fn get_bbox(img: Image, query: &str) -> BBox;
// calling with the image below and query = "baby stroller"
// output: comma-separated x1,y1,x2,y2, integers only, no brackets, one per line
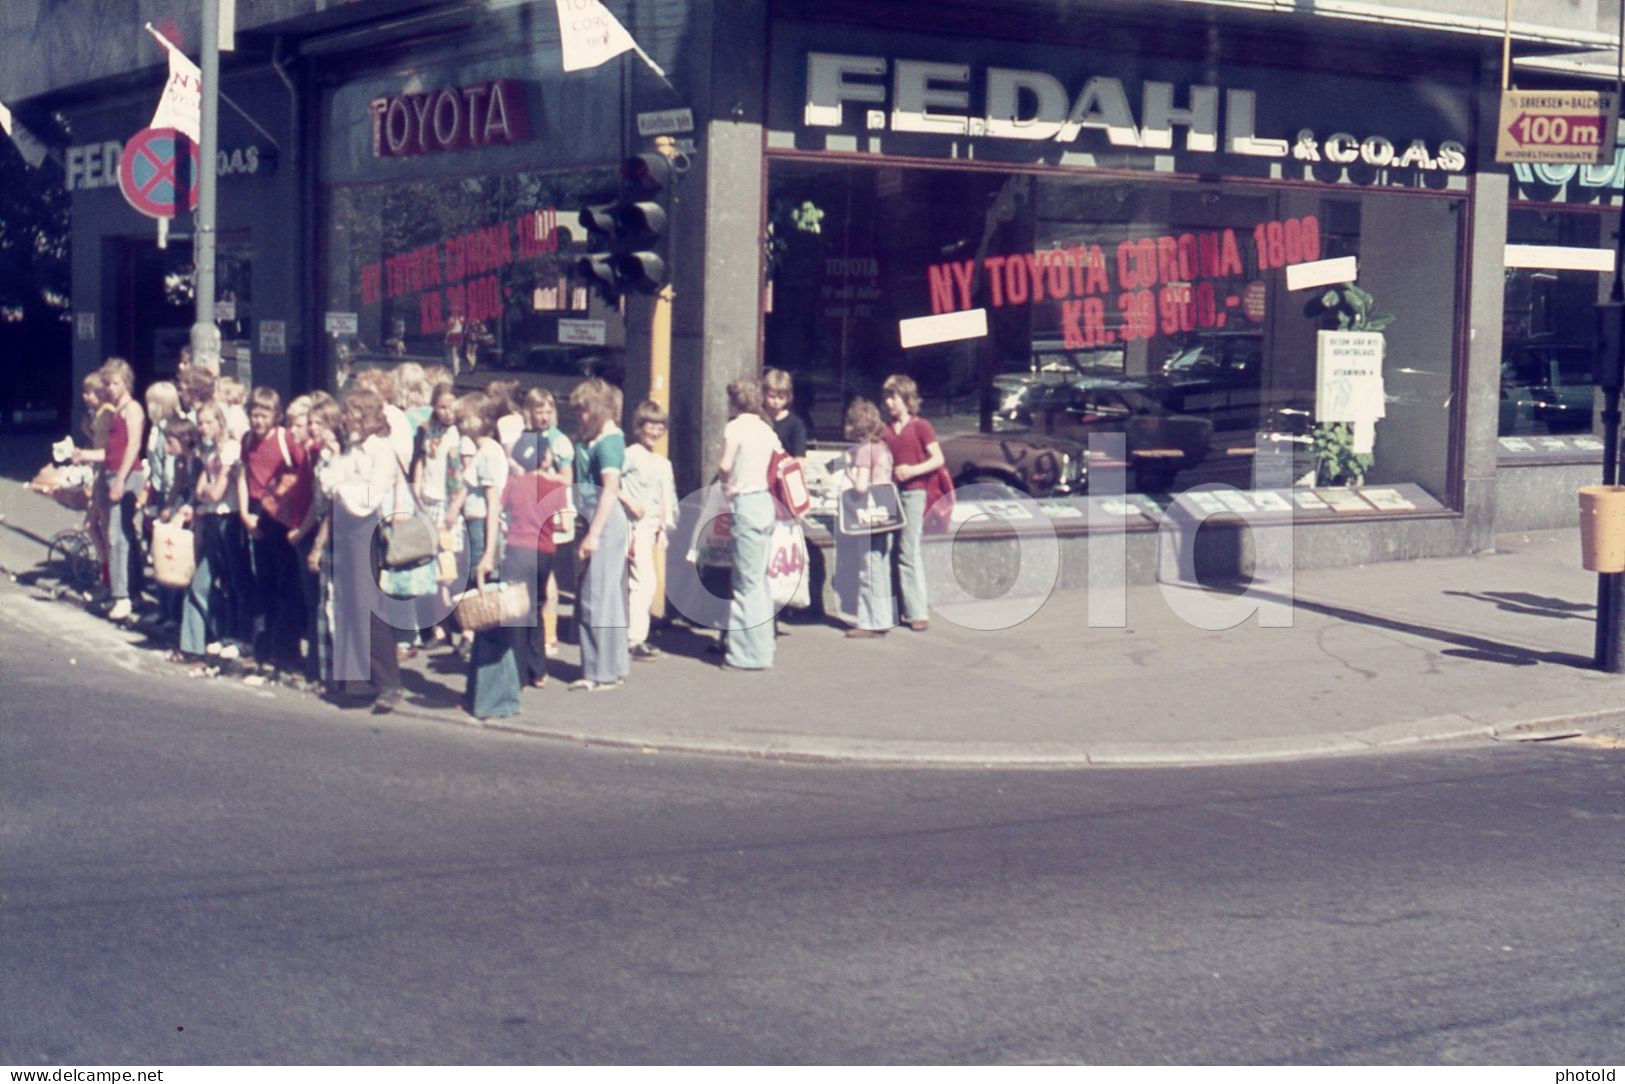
27,452,101,593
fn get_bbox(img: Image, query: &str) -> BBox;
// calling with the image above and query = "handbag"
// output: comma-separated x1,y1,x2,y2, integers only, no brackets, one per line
838,482,905,536
151,518,197,588
379,455,438,570
767,519,812,609
769,450,811,520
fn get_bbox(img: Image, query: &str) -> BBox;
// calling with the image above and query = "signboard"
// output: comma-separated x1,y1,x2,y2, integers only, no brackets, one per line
324,311,360,336
899,307,988,348
1497,89,1619,165
259,320,287,355
1316,330,1386,454
558,318,607,345
769,28,1473,190
117,127,200,218
637,108,694,136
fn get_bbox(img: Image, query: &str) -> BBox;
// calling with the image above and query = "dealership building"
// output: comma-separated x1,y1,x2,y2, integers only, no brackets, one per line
5,0,1624,585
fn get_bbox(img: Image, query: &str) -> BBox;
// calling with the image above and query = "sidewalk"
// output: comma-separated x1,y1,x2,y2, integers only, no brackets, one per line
3,459,1622,766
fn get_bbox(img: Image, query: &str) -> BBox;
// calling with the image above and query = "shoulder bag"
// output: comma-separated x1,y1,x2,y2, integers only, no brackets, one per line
379,451,438,570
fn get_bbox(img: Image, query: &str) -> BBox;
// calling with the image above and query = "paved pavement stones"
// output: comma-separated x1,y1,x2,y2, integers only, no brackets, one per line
4,462,1623,767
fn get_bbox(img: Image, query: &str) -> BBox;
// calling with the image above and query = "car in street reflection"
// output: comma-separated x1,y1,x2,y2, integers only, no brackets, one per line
1500,339,1596,435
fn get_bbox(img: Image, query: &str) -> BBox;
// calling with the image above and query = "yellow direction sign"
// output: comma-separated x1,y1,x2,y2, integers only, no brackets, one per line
1497,89,1619,165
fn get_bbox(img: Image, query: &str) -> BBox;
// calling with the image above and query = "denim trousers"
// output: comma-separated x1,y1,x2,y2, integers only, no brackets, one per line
465,546,553,719
895,488,929,623
857,530,897,631
105,480,144,602
577,505,629,684
724,491,775,670
180,514,248,654
248,509,305,669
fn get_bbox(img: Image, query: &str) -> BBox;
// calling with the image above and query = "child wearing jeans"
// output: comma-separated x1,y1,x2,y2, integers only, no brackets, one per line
619,400,678,660
880,373,950,633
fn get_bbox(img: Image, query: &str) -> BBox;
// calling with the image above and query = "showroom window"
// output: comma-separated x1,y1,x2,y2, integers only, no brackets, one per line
321,167,622,386
1500,206,1618,451
764,157,1466,505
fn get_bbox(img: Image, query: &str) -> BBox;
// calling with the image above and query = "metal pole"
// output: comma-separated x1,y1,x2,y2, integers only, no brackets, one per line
190,0,221,371
650,283,673,457
1596,3,1625,672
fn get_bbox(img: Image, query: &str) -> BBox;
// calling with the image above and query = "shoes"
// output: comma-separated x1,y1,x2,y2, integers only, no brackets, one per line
568,678,624,692
371,693,402,714
907,620,929,632
630,642,663,661
105,598,132,622
719,662,764,673
845,628,883,639
205,641,223,656
217,642,241,661
396,645,418,662
530,676,548,689
705,640,724,656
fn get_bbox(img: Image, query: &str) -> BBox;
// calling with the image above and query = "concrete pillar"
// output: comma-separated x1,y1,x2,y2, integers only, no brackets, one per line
1462,53,1510,551
664,0,767,495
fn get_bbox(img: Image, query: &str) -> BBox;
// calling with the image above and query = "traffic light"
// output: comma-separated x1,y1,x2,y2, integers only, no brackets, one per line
574,152,673,302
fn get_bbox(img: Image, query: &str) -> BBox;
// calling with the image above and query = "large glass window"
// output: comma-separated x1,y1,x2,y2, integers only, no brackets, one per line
765,159,1465,503
322,168,621,389
1500,207,1617,447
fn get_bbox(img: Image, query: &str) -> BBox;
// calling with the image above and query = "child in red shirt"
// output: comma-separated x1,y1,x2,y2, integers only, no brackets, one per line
237,386,310,671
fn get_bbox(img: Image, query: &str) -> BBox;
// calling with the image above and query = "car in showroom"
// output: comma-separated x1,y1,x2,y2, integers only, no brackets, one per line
997,380,1212,492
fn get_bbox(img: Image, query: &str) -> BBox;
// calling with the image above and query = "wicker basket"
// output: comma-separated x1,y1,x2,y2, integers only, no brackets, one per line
453,576,533,634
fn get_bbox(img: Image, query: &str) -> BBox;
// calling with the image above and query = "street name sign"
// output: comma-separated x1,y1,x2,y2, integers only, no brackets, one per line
1496,89,1619,165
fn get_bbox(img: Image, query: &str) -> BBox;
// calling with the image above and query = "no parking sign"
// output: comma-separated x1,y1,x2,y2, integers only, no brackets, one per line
117,126,200,219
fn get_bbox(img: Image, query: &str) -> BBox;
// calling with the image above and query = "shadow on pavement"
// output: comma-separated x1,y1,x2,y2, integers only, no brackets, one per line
1440,589,1595,622
1258,587,1595,670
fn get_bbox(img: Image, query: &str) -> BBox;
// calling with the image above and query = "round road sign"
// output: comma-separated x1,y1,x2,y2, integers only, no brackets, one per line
117,126,201,219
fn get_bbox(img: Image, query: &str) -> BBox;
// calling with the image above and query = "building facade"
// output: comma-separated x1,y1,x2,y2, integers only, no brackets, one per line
4,0,1622,583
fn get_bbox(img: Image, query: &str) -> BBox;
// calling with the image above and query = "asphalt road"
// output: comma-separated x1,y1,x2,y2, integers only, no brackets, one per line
2,616,1622,1065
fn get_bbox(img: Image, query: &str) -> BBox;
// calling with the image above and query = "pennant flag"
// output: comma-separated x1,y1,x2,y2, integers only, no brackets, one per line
144,24,202,143
0,102,50,168
555,0,666,79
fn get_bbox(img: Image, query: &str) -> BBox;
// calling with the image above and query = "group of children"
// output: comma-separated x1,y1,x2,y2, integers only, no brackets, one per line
54,356,948,717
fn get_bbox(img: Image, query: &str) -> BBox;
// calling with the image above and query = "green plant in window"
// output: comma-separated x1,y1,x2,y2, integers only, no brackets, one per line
764,198,824,278
1311,420,1373,486
1307,282,1390,485
1314,282,1394,333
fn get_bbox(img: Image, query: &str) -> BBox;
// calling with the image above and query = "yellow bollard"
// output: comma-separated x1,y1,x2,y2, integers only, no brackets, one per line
1578,485,1625,572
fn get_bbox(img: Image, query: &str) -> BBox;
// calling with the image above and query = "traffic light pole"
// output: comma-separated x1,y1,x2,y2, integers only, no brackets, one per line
1595,232,1625,673
650,284,673,458
190,0,221,371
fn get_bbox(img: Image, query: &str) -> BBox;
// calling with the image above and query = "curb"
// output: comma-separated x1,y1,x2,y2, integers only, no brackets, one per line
420,707,1620,769
5,576,1623,770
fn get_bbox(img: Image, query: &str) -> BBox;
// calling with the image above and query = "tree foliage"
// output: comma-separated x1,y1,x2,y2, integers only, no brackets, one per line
0,109,71,323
